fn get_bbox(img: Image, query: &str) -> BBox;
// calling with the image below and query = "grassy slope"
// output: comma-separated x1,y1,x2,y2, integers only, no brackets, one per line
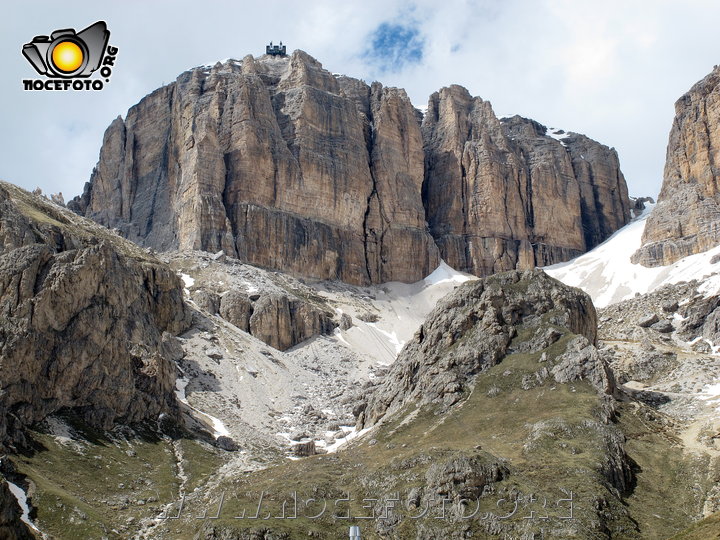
671,512,720,539
13,330,704,538
13,414,227,539
153,331,690,539
618,404,713,539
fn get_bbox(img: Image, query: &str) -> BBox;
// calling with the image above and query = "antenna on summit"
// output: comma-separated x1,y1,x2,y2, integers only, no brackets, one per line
266,41,287,56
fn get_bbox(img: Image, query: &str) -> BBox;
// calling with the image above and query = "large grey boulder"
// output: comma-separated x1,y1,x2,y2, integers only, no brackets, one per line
219,289,254,332
249,293,335,351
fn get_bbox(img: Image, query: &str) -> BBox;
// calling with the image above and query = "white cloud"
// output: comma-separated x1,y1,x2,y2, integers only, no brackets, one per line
1,0,719,200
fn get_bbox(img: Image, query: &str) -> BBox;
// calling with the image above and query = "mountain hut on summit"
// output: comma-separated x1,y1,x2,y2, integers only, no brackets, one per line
266,41,287,56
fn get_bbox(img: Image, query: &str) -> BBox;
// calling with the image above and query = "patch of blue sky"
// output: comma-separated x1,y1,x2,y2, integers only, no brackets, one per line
364,22,425,72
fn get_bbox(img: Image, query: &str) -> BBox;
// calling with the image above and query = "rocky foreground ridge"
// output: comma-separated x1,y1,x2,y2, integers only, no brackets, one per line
69,50,632,284
189,270,640,539
357,268,611,428
2,184,719,538
634,64,720,266
0,180,191,449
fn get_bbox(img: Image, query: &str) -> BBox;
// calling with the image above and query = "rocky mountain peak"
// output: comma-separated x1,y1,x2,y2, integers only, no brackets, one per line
423,90,631,275
69,50,631,284
633,64,720,266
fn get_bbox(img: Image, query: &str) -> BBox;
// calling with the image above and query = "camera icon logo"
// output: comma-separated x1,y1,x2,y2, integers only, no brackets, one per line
22,21,110,78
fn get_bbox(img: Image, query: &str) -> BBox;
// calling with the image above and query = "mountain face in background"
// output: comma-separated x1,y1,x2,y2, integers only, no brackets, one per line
4,50,720,539
633,65,720,267
69,50,631,284
424,87,631,275
69,51,440,285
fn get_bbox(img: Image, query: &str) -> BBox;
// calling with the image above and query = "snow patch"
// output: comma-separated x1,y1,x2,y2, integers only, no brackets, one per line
322,426,371,454
704,339,720,356
545,205,720,308
7,482,40,532
699,272,720,298
332,327,351,347
424,260,474,286
326,260,476,365
203,412,231,438
546,127,570,146
242,280,259,294
180,273,195,288
175,375,231,439
367,324,405,354
700,382,720,401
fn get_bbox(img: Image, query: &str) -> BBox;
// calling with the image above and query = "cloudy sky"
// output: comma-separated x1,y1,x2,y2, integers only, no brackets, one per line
2,0,719,201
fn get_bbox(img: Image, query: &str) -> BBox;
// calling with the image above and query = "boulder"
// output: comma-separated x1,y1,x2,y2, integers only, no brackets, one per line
638,313,659,328
219,290,254,332
215,436,239,451
249,294,335,351
192,289,220,314
291,440,316,457
651,320,674,334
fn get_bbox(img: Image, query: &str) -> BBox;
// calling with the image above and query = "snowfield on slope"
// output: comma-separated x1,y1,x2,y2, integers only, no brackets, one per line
545,205,720,308
320,261,476,365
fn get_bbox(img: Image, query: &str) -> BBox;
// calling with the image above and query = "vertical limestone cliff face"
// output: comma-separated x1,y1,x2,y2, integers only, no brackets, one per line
71,51,439,285
633,66,720,266
71,51,631,284
422,85,632,276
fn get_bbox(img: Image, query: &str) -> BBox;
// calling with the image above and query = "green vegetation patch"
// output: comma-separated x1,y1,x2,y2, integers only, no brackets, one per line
12,412,228,539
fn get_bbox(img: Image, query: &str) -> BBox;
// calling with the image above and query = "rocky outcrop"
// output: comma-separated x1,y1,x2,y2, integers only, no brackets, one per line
551,335,615,394
633,65,720,266
70,52,439,285
357,269,606,427
291,439,316,457
424,453,509,499
193,285,333,351
680,293,720,346
0,181,191,447
192,289,221,314
70,51,631,284
248,293,334,351
422,87,631,276
219,289,254,332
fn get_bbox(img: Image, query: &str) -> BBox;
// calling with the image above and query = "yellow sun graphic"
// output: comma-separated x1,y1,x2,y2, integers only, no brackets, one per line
51,41,83,73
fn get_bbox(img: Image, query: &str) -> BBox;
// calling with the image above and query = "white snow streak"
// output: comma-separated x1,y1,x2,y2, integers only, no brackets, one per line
545,205,720,308
175,376,231,439
7,482,40,532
